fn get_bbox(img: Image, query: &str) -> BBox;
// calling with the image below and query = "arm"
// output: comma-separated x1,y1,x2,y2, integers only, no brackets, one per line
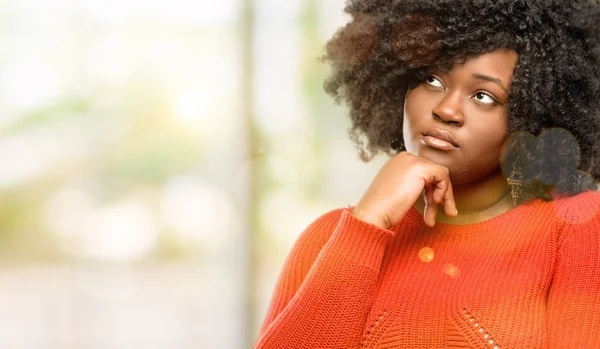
254,208,396,349
547,200,600,348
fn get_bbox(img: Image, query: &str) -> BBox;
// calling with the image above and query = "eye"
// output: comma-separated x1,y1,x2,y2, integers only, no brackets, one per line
425,76,444,88
473,92,497,105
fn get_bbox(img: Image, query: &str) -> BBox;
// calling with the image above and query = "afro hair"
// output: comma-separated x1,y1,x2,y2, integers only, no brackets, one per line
321,0,600,203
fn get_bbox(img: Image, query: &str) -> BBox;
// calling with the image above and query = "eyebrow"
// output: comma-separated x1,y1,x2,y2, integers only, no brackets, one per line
472,73,509,95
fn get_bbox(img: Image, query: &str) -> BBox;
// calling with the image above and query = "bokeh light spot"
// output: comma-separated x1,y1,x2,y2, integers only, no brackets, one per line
418,247,434,263
392,13,441,67
443,263,460,278
326,11,378,65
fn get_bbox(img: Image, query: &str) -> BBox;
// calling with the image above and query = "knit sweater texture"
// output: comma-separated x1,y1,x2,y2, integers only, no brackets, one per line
254,190,600,348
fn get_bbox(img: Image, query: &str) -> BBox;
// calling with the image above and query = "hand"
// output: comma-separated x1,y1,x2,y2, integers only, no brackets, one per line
352,151,458,229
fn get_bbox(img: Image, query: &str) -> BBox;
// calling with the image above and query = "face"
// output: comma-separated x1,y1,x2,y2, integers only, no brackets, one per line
403,49,518,185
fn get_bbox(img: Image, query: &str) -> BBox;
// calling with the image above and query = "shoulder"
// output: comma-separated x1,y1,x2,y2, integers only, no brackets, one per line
549,190,600,250
551,189,600,226
292,207,350,250
308,207,349,228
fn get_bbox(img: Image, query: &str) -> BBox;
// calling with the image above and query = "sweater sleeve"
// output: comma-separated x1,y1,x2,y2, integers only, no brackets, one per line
547,194,600,348
253,207,396,349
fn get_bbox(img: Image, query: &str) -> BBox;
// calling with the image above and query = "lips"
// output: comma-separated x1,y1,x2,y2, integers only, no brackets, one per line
421,128,459,148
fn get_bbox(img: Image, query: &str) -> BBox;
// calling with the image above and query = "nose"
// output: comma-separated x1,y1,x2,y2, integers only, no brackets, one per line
432,93,464,126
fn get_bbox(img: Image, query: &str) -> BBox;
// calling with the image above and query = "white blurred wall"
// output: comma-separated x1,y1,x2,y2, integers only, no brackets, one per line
0,0,387,348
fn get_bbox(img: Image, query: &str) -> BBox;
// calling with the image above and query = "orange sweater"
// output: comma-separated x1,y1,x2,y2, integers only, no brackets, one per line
254,190,600,348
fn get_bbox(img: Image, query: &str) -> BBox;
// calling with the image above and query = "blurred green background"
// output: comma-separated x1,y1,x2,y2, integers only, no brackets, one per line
0,0,387,348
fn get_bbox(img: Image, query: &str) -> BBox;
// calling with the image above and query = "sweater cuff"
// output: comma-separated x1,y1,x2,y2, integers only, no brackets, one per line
326,208,396,270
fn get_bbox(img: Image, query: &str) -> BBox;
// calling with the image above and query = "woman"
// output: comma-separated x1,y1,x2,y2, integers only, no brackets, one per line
254,0,600,348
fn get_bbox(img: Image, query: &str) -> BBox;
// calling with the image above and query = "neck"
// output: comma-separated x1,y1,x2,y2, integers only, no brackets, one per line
413,168,514,225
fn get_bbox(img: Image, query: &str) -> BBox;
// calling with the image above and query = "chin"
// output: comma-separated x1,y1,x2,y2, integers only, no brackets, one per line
416,147,466,174
415,145,459,162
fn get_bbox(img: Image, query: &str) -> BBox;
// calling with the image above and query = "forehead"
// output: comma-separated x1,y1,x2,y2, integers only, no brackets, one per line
448,50,518,85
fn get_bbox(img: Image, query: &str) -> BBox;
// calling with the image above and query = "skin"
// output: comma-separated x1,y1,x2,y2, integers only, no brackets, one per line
403,49,519,225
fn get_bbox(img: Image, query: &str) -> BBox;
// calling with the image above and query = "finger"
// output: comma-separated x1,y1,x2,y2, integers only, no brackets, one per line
441,178,458,216
424,186,437,227
427,166,449,206
433,177,447,204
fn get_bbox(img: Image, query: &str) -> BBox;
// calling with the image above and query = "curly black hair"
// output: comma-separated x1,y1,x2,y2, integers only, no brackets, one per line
321,0,600,204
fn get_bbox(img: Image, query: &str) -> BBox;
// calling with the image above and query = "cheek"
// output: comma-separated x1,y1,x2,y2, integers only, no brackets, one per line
403,89,427,130
463,102,508,138
467,114,509,156
402,91,427,152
